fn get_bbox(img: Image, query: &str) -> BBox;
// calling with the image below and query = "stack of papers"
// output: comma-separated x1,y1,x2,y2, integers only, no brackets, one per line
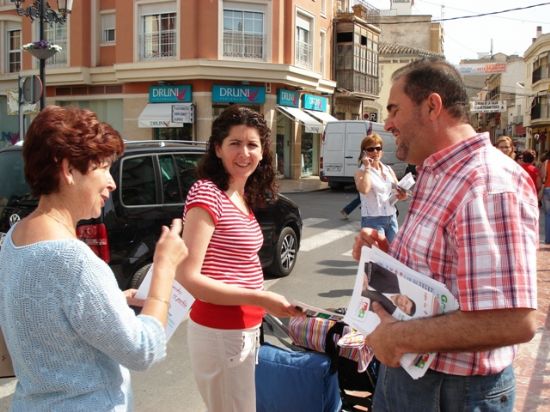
343,246,459,379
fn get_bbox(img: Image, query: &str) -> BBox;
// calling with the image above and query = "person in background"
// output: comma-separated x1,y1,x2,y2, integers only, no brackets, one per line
495,135,515,159
177,105,302,412
0,105,188,411
353,58,538,411
354,133,406,242
340,193,360,219
519,150,542,194
542,151,550,243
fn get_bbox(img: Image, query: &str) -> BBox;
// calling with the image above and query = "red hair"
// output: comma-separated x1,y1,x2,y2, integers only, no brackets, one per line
23,105,124,196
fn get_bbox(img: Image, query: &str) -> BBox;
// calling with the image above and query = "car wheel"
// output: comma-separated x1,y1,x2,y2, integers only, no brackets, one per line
267,226,298,277
130,263,152,289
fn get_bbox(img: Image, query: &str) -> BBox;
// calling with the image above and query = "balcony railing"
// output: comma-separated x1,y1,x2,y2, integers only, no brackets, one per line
295,40,313,69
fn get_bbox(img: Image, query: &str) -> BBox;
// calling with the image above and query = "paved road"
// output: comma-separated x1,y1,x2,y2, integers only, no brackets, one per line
1,188,547,411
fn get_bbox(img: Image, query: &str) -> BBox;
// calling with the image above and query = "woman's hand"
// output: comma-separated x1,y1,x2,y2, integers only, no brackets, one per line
352,228,390,260
395,186,408,201
123,288,145,307
153,219,188,274
260,291,304,318
362,155,373,169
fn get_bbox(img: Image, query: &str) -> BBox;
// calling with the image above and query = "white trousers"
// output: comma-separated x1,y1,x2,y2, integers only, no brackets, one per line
187,319,260,412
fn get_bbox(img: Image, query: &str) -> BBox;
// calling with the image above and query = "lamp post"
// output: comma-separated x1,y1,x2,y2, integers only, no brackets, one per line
11,0,73,110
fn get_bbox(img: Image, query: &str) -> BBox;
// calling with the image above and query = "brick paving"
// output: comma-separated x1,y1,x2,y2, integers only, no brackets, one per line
514,243,550,412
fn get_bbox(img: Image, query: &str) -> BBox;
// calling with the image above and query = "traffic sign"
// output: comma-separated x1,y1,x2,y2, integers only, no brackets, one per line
22,75,42,104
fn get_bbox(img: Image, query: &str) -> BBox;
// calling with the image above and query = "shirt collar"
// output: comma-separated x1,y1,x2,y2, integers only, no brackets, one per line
419,132,490,174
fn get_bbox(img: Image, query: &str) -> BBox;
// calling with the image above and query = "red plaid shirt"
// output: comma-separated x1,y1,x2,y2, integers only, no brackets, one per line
391,132,538,376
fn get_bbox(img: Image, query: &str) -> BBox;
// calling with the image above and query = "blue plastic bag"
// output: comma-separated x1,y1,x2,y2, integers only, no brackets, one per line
255,343,342,412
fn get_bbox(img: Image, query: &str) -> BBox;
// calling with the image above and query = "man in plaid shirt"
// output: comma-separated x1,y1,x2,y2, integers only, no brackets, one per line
353,58,538,411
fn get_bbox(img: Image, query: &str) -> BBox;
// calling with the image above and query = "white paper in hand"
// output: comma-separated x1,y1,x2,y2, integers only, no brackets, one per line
135,265,195,341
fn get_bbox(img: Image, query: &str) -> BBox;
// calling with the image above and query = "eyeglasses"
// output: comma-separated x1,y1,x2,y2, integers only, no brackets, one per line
364,146,383,153
497,146,511,149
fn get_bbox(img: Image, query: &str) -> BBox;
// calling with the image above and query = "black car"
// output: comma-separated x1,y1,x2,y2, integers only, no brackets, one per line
0,140,302,290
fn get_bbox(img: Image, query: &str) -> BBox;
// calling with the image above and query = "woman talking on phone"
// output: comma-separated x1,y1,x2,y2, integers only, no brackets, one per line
354,133,406,242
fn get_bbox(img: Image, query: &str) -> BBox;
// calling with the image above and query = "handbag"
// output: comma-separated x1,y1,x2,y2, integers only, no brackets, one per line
0,327,15,378
288,315,373,373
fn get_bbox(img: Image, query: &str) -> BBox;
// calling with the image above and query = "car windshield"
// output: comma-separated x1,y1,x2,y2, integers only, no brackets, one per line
0,151,37,208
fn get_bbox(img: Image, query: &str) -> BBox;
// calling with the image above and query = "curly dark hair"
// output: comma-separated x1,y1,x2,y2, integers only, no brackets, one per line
392,57,470,122
23,105,124,197
197,105,277,208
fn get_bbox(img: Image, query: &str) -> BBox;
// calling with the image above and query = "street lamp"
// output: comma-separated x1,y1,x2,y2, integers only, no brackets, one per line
11,0,73,110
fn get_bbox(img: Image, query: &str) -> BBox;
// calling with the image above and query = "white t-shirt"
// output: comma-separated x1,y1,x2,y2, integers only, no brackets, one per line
359,163,397,217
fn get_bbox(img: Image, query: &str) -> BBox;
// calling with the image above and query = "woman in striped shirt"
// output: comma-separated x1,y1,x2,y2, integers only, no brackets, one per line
177,105,301,412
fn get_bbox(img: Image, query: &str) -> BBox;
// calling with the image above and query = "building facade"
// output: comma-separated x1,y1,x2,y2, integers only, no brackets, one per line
333,2,381,121
524,27,550,157
0,0,346,179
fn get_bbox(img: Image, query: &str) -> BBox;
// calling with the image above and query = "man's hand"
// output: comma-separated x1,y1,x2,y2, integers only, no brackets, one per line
364,302,404,367
352,228,390,261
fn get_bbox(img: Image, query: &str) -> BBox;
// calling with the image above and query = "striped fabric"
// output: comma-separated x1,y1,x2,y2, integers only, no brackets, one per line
288,316,373,373
184,179,265,329
184,179,264,290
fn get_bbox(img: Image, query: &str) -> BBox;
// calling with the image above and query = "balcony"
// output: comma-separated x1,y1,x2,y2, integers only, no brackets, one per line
532,67,545,84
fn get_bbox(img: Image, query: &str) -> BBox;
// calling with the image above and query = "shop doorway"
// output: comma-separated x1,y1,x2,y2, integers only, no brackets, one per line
276,112,292,178
301,132,319,176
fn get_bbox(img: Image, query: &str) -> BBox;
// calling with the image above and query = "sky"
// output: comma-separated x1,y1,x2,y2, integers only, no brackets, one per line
365,0,550,64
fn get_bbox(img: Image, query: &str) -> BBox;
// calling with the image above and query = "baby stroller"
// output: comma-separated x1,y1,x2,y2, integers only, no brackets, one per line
259,312,379,412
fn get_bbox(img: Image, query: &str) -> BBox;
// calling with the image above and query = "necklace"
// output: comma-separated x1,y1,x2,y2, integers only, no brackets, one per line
37,210,76,237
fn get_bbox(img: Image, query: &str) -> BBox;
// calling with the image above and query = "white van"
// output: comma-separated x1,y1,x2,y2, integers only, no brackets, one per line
320,121,407,190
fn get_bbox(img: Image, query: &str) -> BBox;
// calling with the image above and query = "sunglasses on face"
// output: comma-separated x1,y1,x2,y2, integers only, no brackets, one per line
364,146,383,153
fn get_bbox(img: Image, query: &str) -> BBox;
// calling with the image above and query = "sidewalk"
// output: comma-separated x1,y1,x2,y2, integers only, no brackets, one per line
277,176,329,193
514,243,550,412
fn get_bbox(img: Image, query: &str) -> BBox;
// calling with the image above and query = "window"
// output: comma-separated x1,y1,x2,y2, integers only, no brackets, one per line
295,13,313,69
44,23,67,65
8,29,21,73
101,13,115,43
159,153,201,204
139,3,176,60
223,7,265,59
121,156,156,206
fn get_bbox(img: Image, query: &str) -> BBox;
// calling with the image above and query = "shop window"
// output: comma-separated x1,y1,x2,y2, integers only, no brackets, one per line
154,124,193,141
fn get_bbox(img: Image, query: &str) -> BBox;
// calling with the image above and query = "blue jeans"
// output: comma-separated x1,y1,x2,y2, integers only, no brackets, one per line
543,188,550,243
373,364,515,412
361,214,398,242
342,195,361,215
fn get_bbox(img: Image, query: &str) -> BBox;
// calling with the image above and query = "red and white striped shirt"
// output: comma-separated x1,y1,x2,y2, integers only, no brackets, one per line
391,132,538,376
184,179,265,329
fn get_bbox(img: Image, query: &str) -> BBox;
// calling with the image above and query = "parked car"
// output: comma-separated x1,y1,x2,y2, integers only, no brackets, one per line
0,140,302,290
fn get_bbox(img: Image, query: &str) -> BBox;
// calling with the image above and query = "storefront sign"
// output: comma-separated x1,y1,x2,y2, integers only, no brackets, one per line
470,100,507,113
149,85,192,103
172,104,194,123
212,85,266,104
277,89,299,107
302,94,328,112
457,63,507,76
